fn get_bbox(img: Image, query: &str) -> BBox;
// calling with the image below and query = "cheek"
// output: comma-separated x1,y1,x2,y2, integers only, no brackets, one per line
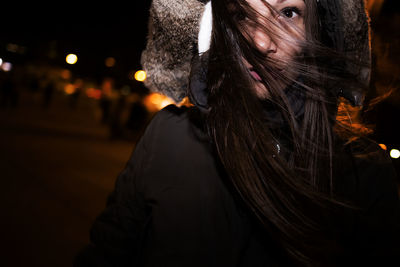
254,82,270,99
275,26,305,60
273,43,299,64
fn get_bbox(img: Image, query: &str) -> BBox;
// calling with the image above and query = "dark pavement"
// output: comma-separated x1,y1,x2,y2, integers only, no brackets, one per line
0,91,137,267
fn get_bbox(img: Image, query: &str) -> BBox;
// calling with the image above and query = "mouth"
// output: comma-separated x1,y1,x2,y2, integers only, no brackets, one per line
249,66,286,82
249,68,262,82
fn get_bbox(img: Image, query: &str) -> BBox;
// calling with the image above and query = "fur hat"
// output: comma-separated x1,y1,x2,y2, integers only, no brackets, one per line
141,0,371,105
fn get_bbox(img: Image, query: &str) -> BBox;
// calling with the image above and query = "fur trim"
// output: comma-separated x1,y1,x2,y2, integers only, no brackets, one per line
340,0,371,83
141,0,208,102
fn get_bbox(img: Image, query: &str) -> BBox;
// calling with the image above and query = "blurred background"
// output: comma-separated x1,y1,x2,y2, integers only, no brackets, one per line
0,0,399,266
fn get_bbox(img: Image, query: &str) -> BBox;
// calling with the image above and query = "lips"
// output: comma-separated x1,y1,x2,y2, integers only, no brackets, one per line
249,67,286,82
250,69,262,82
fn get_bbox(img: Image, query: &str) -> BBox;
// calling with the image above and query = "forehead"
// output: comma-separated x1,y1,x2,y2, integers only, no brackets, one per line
245,0,302,7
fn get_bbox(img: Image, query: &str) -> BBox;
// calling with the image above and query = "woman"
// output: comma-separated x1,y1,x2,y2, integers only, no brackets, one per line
75,0,400,266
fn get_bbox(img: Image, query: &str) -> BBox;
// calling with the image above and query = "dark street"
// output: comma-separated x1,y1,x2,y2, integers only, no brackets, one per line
0,91,136,267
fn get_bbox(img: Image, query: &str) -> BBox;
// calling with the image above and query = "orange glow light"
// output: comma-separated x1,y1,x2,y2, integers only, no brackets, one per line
144,93,174,112
134,70,147,82
379,144,387,151
86,88,102,100
60,69,71,80
105,57,116,67
64,84,76,95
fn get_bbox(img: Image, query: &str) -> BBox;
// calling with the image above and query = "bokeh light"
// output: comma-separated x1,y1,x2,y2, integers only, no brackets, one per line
64,84,76,95
134,70,147,82
86,88,102,100
105,57,116,67
390,149,400,159
1,62,13,72
144,93,174,112
66,54,78,65
379,144,387,150
60,69,72,80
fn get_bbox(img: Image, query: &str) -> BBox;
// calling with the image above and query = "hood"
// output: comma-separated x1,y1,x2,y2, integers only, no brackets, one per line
141,0,371,106
317,0,371,106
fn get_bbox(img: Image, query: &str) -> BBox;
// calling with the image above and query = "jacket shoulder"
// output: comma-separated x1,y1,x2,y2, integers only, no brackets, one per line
340,139,400,264
347,137,390,163
340,137,399,208
138,104,188,144
145,104,208,143
156,104,189,119
147,104,191,131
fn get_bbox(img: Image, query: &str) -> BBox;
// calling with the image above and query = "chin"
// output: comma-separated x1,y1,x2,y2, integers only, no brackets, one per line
254,83,270,99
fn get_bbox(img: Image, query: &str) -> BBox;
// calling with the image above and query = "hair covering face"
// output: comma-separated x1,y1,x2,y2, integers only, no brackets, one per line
141,0,371,105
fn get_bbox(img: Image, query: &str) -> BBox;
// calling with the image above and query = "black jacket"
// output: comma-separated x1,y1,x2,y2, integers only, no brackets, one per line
74,104,400,267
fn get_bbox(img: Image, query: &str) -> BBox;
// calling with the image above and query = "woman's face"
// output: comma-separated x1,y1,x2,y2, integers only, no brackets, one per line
242,0,306,97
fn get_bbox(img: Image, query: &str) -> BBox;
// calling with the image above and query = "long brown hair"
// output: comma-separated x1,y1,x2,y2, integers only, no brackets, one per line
203,0,368,265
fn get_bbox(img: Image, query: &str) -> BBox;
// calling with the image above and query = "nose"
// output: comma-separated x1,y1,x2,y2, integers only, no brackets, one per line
253,28,277,55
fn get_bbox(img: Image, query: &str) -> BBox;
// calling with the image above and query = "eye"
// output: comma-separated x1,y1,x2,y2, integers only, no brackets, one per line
280,7,302,19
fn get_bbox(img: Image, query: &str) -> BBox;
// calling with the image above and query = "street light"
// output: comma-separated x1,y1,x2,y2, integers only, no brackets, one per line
390,149,400,159
134,70,147,82
66,54,78,65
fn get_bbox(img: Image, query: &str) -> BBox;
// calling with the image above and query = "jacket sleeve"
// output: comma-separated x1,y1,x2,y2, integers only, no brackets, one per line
350,143,400,265
74,110,163,267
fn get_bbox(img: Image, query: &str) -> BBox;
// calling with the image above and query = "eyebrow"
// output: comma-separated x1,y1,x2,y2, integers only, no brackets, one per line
276,0,305,4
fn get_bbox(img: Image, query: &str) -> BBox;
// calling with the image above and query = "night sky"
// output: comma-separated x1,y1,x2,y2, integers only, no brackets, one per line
1,1,152,82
